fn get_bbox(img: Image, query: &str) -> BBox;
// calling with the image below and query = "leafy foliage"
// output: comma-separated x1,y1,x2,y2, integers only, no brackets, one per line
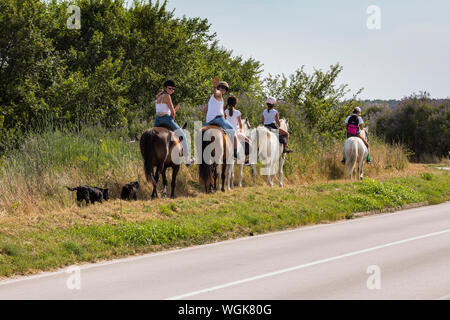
0,0,262,152
373,93,450,161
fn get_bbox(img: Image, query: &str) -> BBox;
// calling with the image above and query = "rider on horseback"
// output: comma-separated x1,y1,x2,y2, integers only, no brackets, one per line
261,97,293,153
203,77,238,158
341,107,372,164
224,95,251,165
154,80,194,166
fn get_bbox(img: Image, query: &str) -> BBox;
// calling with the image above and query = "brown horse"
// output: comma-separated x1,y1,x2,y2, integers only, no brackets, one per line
140,124,186,199
199,126,233,193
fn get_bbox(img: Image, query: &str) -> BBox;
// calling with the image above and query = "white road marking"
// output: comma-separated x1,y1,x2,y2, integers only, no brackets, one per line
437,293,450,300
166,228,450,300
0,205,417,286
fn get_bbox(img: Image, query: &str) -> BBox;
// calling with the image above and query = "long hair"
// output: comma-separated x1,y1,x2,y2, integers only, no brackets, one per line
226,96,238,117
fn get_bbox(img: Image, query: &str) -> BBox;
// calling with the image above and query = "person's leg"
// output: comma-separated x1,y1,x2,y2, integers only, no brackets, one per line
159,116,192,164
358,134,371,163
278,128,293,153
211,117,237,157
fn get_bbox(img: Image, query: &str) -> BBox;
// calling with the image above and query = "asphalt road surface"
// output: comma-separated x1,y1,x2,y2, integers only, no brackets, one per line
1,202,449,300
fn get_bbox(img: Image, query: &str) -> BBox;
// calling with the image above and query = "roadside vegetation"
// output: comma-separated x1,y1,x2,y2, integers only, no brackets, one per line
0,171,448,277
1,0,449,278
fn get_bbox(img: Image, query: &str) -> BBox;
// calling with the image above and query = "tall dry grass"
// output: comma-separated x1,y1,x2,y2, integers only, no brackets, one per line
0,126,410,216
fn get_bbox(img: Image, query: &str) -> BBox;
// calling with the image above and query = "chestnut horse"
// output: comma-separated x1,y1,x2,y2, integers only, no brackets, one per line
199,126,233,193
140,124,187,199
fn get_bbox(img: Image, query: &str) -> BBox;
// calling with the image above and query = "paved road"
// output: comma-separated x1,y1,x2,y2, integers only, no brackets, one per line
1,202,449,300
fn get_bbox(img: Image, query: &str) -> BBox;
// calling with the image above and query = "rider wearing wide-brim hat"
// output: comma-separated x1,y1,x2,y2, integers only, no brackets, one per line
341,107,372,164
261,97,293,153
154,80,194,166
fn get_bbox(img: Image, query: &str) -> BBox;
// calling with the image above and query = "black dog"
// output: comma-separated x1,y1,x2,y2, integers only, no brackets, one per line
67,186,109,205
121,182,139,201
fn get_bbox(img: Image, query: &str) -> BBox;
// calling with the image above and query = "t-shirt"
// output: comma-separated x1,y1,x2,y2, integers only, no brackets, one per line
206,95,224,123
263,109,278,125
224,109,241,130
345,115,364,125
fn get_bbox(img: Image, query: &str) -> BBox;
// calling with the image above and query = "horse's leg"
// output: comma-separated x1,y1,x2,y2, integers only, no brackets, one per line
251,164,257,186
359,152,366,180
279,154,285,187
227,162,234,191
152,163,163,199
239,163,244,187
221,164,226,192
170,165,180,198
161,168,168,198
267,173,273,187
213,165,218,191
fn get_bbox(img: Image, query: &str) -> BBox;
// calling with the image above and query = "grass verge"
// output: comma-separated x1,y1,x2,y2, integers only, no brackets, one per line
0,170,448,278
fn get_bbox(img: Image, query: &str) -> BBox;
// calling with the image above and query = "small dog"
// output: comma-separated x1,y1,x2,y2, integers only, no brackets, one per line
121,182,139,201
67,186,109,205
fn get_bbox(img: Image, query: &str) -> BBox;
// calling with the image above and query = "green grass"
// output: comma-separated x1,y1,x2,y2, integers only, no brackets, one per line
0,171,448,278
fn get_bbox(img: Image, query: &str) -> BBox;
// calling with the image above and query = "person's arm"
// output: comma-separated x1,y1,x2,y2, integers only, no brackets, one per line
212,77,221,99
164,95,176,119
202,104,208,118
238,115,243,130
275,113,281,127
261,115,265,125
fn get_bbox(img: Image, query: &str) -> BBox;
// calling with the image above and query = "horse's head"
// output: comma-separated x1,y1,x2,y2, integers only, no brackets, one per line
279,118,289,132
361,128,368,140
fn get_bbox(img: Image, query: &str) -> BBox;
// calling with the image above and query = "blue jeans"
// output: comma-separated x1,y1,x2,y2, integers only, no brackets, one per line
154,115,190,159
204,116,235,145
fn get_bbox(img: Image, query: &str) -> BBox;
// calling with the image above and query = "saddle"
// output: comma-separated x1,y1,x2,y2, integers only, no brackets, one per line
155,124,184,142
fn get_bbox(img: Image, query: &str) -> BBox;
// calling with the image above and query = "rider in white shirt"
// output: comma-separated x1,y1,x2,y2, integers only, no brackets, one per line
224,96,250,164
261,97,292,153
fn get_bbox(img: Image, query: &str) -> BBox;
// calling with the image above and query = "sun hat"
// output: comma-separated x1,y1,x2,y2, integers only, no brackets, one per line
266,96,277,105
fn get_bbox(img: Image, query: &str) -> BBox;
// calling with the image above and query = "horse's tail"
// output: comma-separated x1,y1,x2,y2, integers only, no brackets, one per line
140,130,156,185
346,139,358,178
199,129,212,187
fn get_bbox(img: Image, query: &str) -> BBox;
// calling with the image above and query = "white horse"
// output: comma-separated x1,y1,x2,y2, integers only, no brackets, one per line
250,119,288,187
343,129,369,180
229,118,254,188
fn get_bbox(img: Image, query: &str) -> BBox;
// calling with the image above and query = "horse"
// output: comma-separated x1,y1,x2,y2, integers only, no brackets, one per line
228,118,255,188
140,124,187,199
247,119,289,187
343,129,369,180
199,125,233,193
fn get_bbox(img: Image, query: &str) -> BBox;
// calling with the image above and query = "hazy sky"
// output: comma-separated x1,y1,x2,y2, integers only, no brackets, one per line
157,0,450,100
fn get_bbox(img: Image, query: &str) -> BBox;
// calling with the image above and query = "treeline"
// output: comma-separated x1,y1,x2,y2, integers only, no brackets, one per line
0,0,262,150
367,93,450,161
3,0,446,163
0,0,364,155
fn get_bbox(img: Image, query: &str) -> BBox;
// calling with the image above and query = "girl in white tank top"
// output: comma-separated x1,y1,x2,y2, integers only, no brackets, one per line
206,95,224,123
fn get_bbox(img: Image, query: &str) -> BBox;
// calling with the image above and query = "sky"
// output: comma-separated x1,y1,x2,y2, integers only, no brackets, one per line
158,0,450,100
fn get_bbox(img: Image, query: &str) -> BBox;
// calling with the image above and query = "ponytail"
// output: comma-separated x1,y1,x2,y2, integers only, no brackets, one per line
226,96,238,117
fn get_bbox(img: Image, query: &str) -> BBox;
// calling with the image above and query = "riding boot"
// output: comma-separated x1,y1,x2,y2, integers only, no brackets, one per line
282,145,293,153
